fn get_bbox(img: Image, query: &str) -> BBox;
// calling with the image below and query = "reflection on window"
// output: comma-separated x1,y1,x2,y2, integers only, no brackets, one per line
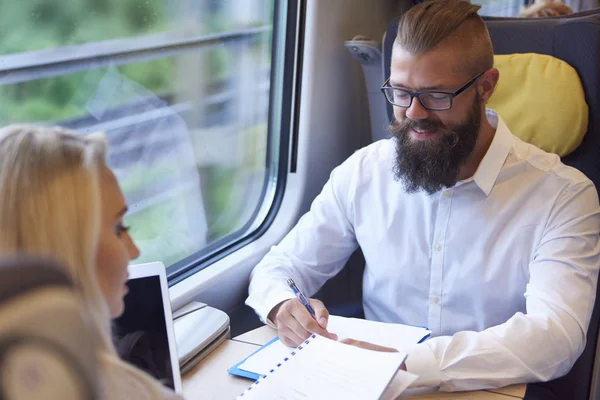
476,0,524,16
0,0,276,269
0,0,268,55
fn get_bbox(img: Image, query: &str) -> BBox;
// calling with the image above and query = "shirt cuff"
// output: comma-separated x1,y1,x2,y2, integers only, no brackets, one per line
404,342,442,388
254,292,296,325
265,317,277,329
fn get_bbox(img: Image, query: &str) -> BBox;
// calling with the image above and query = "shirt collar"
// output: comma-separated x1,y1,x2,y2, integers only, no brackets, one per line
466,109,513,196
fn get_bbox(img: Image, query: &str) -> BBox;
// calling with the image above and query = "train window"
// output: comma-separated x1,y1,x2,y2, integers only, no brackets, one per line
0,0,291,279
476,0,525,16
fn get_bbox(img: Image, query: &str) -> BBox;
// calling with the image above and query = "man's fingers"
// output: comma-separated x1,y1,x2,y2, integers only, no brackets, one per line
294,309,338,341
293,305,328,335
304,298,337,340
279,332,303,347
309,298,329,329
273,298,337,344
280,311,312,342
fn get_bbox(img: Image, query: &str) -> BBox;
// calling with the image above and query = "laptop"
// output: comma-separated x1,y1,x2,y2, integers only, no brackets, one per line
113,262,183,394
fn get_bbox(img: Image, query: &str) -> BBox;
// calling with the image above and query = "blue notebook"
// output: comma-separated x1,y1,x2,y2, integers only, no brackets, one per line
228,337,281,380
228,316,431,380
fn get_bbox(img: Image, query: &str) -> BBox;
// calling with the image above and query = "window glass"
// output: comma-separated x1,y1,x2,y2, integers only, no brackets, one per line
0,0,279,269
0,0,268,54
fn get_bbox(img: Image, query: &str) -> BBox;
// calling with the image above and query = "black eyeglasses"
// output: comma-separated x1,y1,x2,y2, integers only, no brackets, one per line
381,71,485,111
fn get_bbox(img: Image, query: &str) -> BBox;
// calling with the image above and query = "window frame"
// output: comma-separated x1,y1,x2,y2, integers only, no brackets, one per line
0,28,271,86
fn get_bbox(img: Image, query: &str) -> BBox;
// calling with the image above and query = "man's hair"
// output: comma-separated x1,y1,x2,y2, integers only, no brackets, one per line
395,0,494,74
520,1,573,18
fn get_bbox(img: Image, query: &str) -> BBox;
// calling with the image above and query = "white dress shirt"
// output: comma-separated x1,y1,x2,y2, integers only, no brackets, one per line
246,110,600,391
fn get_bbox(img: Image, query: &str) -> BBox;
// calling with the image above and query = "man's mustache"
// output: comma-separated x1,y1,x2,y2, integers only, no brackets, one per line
392,118,445,132
390,118,459,147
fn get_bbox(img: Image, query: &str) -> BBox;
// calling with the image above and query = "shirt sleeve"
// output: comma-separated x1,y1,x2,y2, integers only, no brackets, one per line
404,180,600,391
245,152,362,323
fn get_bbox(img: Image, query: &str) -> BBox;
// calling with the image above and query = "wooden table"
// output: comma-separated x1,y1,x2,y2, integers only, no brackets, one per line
183,325,527,399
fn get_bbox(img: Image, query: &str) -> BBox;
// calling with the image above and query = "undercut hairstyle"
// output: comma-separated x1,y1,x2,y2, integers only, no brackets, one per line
395,0,494,75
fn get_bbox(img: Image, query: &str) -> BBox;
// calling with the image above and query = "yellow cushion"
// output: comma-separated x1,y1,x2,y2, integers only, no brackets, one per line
487,53,588,157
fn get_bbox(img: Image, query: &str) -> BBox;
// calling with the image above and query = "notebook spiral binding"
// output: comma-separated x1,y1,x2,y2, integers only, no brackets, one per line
238,333,317,397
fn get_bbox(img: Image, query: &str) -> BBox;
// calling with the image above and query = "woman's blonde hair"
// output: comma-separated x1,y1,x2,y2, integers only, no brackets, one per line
0,124,180,399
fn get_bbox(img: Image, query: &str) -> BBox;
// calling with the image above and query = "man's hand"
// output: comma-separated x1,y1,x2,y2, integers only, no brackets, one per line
339,338,399,353
340,339,407,371
268,298,338,346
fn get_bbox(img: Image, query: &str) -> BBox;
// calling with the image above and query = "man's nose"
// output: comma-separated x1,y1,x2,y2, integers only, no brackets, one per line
405,96,429,120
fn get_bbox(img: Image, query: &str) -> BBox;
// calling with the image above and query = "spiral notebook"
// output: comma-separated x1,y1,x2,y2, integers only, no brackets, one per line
236,334,415,400
230,316,430,380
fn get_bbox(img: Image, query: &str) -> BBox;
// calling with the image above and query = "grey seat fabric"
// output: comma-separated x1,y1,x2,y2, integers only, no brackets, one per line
379,8,600,400
0,256,99,400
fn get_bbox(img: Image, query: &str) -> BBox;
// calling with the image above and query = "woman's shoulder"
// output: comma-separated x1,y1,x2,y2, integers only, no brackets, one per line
100,356,184,400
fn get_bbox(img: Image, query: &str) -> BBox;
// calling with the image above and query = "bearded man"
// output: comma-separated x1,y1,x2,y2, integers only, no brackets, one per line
246,0,600,391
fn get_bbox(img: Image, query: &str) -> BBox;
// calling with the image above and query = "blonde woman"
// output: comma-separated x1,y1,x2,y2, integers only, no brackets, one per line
0,124,183,400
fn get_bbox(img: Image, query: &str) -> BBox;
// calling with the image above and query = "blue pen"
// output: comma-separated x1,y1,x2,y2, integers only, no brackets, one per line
287,278,316,318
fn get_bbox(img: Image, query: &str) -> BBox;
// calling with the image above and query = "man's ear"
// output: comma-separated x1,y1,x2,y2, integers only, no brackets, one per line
479,68,499,104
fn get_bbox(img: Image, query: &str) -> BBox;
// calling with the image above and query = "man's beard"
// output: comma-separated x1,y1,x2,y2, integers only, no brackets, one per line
390,96,482,195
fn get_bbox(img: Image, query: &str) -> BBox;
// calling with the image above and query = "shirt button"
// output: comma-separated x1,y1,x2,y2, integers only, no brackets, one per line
431,297,440,304
443,191,451,198
433,244,442,251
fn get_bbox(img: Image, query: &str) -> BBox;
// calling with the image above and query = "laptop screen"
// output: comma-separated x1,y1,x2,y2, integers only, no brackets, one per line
113,276,176,390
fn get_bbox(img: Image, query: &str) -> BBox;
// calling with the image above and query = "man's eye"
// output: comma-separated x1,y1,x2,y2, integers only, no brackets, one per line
427,92,449,100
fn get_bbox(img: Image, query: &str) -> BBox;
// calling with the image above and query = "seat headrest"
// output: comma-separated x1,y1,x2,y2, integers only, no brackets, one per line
0,256,99,400
0,257,73,302
487,52,588,157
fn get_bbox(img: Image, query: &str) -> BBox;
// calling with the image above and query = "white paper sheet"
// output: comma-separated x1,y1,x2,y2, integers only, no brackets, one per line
237,315,430,376
327,316,431,350
236,334,408,400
